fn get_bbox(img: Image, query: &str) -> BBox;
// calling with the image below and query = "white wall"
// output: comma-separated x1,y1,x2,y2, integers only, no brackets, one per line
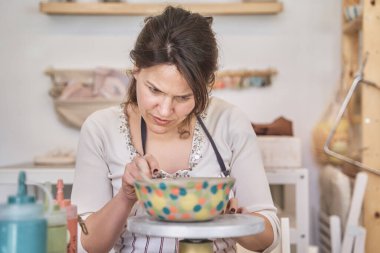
0,0,341,245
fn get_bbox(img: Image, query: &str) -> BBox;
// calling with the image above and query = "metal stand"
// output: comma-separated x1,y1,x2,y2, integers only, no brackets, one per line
128,214,264,253
179,240,213,253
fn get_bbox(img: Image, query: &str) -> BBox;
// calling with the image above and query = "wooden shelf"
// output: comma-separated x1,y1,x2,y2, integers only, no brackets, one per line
39,2,283,16
216,68,277,77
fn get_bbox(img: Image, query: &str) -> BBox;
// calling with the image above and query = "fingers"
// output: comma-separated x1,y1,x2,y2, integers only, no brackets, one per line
223,198,248,214
124,162,139,185
121,163,139,201
224,198,238,214
143,154,160,175
135,154,160,178
135,156,151,175
120,154,159,202
124,154,160,182
236,207,248,214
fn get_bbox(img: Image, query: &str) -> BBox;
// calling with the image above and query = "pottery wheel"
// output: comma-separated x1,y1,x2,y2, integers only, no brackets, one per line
127,214,264,239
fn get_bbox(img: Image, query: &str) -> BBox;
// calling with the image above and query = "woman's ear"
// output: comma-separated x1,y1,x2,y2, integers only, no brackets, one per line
131,67,140,78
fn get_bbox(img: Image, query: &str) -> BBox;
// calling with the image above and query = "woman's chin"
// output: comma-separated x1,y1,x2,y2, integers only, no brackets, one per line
149,125,172,135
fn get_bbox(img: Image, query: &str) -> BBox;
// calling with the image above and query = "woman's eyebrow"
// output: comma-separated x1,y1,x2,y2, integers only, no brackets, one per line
146,81,160,89
146,81,193,97
176,93,193,98
146,81,164,93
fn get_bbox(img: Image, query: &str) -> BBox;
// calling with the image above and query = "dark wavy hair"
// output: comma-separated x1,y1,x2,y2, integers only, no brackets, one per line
125,6,218,121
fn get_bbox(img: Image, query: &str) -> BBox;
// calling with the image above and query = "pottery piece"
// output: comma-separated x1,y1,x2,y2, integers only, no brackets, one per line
134,177,235,222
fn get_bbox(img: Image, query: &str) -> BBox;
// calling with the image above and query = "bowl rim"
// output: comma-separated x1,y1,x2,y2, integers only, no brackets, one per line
134,176,235,187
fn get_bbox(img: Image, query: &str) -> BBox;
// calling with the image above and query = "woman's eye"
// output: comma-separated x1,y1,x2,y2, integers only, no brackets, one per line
149,86,160,94
176,96,191,102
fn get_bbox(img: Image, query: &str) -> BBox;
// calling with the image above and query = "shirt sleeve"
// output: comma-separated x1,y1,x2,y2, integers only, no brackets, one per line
71,113,113,216
227,106,280,252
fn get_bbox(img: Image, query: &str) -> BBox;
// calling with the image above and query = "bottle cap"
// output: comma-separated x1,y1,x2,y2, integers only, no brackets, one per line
56,179,65,208
54,179,78,219
8,171,35,204
0,171,44,220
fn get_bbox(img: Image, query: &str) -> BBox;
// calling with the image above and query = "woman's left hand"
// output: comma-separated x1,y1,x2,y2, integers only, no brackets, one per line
224,198,248,214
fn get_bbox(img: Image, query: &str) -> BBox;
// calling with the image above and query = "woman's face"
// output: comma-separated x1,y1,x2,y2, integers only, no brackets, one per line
134,64,195,135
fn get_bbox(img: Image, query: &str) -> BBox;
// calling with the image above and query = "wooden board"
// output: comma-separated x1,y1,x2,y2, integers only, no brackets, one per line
341,0,361,160
39,2,283,16
361,1,380,253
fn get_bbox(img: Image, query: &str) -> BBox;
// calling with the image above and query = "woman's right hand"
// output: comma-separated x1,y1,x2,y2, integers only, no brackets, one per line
120,154,159,201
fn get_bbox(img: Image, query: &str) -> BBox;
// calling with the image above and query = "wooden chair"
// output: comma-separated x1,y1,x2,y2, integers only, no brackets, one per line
320,171,367,253
280,217,291,253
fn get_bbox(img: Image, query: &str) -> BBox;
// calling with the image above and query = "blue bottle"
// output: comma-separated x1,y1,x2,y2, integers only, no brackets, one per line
0,171,47,253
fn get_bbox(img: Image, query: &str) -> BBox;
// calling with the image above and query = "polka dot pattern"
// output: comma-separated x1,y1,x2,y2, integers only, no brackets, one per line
134,177,235,222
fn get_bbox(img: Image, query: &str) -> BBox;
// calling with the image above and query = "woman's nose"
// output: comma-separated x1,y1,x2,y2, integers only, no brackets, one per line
158,97,173,116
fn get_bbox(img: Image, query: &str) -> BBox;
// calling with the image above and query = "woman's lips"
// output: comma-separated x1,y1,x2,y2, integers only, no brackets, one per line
152,116,171,126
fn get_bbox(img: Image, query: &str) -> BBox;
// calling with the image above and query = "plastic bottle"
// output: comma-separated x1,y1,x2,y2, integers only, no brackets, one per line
0,171,47,253
56,179,78,253
46,204,67,253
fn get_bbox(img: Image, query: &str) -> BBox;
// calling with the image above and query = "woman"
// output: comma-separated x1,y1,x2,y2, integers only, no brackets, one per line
71,6,279,253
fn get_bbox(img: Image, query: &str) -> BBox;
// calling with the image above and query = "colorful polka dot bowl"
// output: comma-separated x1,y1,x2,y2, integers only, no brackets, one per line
134,177,235,222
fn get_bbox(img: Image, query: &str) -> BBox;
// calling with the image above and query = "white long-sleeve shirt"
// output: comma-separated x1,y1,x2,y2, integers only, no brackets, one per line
71,97,279,253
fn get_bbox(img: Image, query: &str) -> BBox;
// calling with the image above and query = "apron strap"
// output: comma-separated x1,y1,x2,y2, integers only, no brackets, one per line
140,116,230,177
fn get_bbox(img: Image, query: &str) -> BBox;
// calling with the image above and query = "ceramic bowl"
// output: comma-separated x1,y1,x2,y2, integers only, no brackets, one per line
134,177,235,222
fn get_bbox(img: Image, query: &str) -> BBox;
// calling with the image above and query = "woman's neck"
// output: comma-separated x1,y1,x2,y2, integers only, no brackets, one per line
125,104,195,171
